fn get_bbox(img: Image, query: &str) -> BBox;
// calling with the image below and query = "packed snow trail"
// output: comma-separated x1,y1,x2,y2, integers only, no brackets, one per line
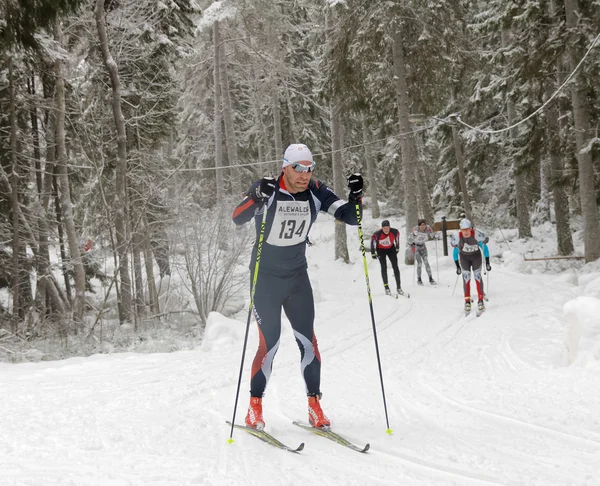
1,217,599,485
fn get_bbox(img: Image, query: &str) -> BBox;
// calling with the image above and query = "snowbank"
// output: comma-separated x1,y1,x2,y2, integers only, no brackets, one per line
200,311,244,352
563,295,600,365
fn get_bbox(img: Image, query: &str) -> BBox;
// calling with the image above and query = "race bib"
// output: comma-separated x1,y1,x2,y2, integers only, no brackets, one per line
267,200,311,247
413,232,428,244
462,243,480,253
379,236,391,247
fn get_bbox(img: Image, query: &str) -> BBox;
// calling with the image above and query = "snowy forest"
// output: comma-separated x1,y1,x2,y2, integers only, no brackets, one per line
1,0,599,360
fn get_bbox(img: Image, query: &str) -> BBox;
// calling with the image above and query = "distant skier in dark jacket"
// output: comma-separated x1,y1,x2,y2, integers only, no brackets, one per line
408,219,436,285
450,219,491,314
370,220,403,296
232,143,363,431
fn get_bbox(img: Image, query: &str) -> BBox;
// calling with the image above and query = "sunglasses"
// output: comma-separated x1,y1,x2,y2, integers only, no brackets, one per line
290,162,316,173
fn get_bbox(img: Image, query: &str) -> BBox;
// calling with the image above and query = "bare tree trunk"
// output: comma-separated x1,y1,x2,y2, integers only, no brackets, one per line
95,0,133,323
269,28,283,175
285,87,298,142
451,123,472,220
546,87,574,255
417,160,434,223
132,232,144,330
547,0,574,255
272,92,283,172
219,33,240,194
129,190,145,330
35,90,57,316
564,0,600,261
53,171,72,303
391,21,418,263
362,113,380,219
414,137,433,223
27,75,43,196
8,55,21,329
143,217,159,315
213,21,225,200
250,63,268,172
503,29,532,238
326,10,350,263
55,19,87,329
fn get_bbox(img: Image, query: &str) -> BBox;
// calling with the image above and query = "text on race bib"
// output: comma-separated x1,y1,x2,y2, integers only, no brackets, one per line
267,200,311,247
462,243,480,253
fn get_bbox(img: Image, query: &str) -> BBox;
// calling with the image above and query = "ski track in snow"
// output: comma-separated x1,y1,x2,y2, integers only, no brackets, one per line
1,217,600,485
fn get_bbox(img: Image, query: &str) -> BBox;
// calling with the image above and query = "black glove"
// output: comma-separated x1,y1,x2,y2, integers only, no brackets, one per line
455,261,462,275
251,176,276,202
372,253,378,260
347,173,363,201
485,257,491,272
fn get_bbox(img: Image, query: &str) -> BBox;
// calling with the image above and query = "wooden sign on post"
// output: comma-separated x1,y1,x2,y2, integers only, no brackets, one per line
433,217,462,256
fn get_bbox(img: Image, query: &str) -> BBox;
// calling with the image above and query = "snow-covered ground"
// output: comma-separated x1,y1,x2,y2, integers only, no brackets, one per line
2,212,600,485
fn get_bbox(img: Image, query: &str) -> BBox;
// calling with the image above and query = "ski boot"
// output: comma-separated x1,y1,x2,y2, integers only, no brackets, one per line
245,397,265,430
464,299,472,315
384,284,391,296
429,277,436,285
417,278,424,286
308,395,330,429
477,299,485,316
397,288,404,296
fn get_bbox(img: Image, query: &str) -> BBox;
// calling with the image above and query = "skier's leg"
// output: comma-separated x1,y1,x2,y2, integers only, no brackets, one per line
472,252,484,301
388,250,401,289
379,251,389,287
421,247,433,279
459,255,471,302
250,272,287,397
415,249,423,280
283,270,320,396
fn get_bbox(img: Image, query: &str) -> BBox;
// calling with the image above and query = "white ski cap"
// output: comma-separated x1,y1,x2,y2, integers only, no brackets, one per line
460,218,472,229
283,143,314,168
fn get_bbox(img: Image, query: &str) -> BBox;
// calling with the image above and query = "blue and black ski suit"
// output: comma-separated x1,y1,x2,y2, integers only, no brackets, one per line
232,175,360,398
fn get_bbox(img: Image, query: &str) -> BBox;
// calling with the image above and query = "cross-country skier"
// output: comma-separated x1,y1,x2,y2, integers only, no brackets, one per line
232,143,363,431
408,218,436,285
370,220,403,296
450,218,491,314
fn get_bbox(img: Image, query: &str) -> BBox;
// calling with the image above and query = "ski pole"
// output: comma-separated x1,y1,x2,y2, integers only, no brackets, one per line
229,203,269,443
452,273,459,296
434,236,439,283
355,201,392,435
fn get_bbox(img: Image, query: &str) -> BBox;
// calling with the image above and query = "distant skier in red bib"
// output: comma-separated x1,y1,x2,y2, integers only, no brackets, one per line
370,220,403,296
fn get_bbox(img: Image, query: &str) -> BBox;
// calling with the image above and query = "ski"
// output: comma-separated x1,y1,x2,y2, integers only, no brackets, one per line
292,421,370,453
397,291,410,299
476,307,485,317
226,421,304,453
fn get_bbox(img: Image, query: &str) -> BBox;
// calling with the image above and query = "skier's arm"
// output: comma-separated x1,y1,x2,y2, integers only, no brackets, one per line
370,232,379,255
453,246,461,274
393,229,400,252
232,181,261,225
232,177,276,225
311,179,359,226
478,241,490,258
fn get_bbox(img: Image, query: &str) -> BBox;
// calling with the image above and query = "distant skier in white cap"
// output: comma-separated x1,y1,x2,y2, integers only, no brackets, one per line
450,218,490,315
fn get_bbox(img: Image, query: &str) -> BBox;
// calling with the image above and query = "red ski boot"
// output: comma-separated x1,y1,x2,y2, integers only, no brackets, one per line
245,397,265,430
308,395,331,429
